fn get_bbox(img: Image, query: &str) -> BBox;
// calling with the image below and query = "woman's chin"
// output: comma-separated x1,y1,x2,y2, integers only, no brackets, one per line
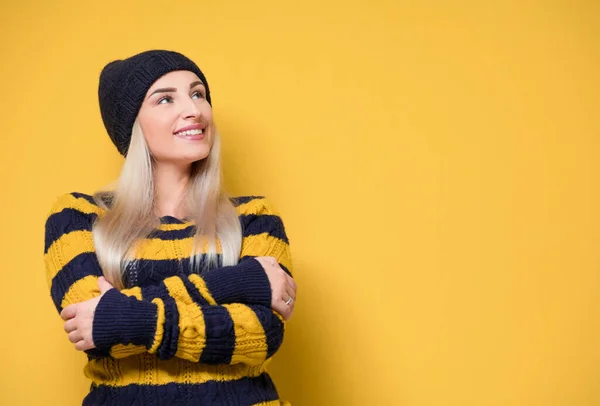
183,149,211,164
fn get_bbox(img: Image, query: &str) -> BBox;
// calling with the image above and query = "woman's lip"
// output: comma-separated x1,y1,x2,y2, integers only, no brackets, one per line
175,132,205,140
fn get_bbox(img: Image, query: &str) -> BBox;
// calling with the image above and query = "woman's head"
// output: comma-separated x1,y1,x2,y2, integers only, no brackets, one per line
98,49,212,159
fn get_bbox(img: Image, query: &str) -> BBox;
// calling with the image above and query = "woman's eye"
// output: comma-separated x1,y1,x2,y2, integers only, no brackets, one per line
158,96,173,104
192,91,204,100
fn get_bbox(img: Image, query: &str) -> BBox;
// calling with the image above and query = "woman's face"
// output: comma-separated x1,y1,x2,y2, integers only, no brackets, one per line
137,70,213,164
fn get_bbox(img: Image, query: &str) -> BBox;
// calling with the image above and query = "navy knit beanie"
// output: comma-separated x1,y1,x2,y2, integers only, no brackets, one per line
98,49,212,157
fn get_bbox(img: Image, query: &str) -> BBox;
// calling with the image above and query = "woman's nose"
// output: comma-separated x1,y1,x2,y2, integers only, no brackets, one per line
181,98,201,119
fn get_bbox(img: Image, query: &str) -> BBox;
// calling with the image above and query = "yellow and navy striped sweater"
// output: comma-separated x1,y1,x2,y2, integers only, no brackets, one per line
43,192,294,405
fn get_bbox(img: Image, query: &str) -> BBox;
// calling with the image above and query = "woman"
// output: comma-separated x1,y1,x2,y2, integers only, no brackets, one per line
43,49,297,405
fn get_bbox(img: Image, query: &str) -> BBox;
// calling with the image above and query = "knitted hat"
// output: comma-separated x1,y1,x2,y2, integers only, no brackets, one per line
98,50,212,157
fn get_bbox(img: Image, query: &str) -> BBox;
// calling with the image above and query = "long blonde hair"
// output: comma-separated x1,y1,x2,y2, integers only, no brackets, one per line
91,118,242,289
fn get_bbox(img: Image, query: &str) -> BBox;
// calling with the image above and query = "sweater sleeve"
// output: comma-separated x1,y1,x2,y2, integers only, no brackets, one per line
92,281,288,365
44,192,293,364
90,196,293,364
44,193,273,316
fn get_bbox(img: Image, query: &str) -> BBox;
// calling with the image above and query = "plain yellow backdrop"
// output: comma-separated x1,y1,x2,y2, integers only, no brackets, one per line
1,1,599,405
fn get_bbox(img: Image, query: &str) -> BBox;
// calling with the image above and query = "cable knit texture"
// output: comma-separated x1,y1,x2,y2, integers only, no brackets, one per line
43,192,293,405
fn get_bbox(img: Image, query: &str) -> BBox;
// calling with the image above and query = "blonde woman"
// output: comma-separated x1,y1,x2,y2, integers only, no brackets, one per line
43,50,296,405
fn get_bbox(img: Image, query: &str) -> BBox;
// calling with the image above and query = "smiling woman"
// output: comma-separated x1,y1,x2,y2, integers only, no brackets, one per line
43,50,297,406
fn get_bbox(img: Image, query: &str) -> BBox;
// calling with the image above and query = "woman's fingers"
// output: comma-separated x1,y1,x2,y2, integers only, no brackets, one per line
278,302,292,321
278,284,296,322
272,291,294,321
63,319,77,333
286,274,297,292
75,339,92,351
285,284,296,303
255,256,297,320
68,330,82,344
60,304,77,321
266,257,296,291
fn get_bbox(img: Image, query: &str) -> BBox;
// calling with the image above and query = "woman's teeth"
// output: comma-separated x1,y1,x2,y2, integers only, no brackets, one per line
176,129,203,136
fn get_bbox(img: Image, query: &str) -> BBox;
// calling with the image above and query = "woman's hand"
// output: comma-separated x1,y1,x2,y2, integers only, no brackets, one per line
254,256,297,321
60,276,114,351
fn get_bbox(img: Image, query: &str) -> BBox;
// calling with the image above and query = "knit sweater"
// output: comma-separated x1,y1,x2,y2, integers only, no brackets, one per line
43,192,294,406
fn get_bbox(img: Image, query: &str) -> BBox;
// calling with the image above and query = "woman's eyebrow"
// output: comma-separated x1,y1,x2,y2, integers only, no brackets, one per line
147,81,205,99
189,80,204,89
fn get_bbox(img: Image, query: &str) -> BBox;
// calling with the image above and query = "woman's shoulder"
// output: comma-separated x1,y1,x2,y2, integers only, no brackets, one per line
232,195,290,247
230,195,283,218
46,191,108,222
44,192,106,254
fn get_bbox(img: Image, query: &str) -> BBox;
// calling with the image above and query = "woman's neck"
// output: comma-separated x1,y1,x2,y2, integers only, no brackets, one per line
153,162,191,219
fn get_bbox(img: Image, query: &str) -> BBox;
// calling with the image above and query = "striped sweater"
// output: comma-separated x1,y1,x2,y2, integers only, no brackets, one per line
43,192,294,405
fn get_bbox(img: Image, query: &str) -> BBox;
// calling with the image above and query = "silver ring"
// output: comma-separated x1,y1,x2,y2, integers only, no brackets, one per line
284,297,294,306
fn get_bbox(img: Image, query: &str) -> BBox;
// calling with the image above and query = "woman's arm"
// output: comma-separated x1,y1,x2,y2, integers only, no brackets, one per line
44,193,289,313
44,192,294,363
91,280,288,365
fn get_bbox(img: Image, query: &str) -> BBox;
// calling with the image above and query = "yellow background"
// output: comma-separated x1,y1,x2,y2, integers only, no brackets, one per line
1,1,599,405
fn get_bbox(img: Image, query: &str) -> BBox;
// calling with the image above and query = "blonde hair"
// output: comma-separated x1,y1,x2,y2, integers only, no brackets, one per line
91,118,242,289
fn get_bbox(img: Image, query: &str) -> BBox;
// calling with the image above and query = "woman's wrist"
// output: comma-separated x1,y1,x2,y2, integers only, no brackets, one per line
92,288,158,351
202,257,272,306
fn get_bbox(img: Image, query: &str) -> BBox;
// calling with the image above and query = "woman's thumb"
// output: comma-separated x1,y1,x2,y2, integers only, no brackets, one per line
98,276,114,293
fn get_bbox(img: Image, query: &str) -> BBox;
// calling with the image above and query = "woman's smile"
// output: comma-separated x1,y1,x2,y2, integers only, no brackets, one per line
174,128,205,140
174,122,206,140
